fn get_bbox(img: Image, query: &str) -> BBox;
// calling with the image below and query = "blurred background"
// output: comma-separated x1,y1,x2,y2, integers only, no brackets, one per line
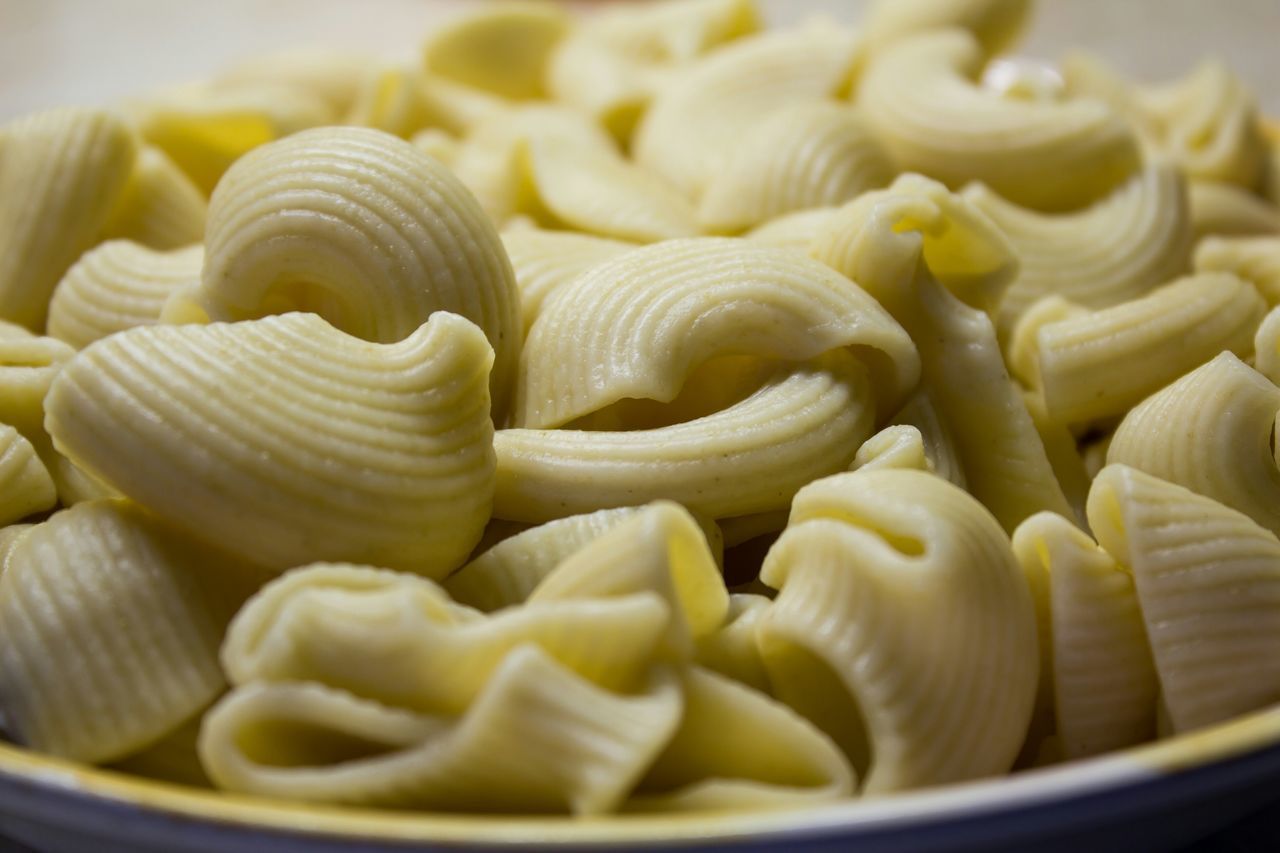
1,0,1277,122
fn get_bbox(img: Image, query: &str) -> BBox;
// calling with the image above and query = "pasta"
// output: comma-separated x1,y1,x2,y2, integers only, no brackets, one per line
0,107,137,330
171,126,520,412
4,0,1280,824
857,30,1140,212
48,241,203,349
44,312,497,577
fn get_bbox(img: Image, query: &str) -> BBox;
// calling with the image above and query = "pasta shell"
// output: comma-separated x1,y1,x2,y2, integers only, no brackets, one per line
850,424,931,475
45,312,496,578
215,49,378,117
1089,465,1280,733
858,30,1139,211
745,206,841,251
1188,180,1280,239
501,227,634,335
0,425,56,526
422,3,570,101
693,594,771,693
48,241,203,349
1196,235,1280,305
0,107,137,330
863,0,1031,57
97,145,207,251
757,468,1038,793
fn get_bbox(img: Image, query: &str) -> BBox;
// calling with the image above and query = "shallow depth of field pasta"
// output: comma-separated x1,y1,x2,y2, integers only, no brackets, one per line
0,0,1279,818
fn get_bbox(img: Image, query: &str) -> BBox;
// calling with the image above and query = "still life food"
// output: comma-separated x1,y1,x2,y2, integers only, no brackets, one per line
0,0,1279,824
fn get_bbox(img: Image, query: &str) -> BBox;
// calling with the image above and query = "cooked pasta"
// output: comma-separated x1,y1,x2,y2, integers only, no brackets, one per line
1188,180,1280,239
422,3,569,101
97,145,207,250
500,228,634,334
1196,236,1280,304
863,0,1031,57
45,312,496,577
0,426,56,527
48,241,203,349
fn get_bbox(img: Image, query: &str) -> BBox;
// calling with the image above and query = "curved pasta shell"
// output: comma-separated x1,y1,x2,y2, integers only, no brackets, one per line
1255,306,1280,384
0,107,137,330
851,424,931,475
693,594,771,693
628,666,852,811
887,388,966,489
49,241,203,349
1015,274,1265,425
496,352,875,524
447,507,642,611
0,499,254,763
529,501,730,655
342,65,438,139
963,162,1192,333
1022,391,1091,527
516,237,919,429
546,0,760,141
634,26,861,200
0,524,33,577
757,468,1038,793
1188,180,1280,239
129,82,333,195
0,425,56,526
858,30,1139,212
181,126,519,412
98,145,207,251
698,103,894,233
422,3,569,101
1197,236,1280,305
1107,352,1280,539
45,312,496,578
745,206,841,251
812,174,1072,531
200,646,683,814
1088,465,1280,733
1011,512,1156,760
222,563,670,712
863,0,1031,57
500,228,634,335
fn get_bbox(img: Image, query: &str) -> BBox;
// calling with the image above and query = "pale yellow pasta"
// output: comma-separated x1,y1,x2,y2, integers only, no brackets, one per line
547,0,760,141
170,126,519,412
1022,392,1090,525
744,207,841,251
887,388,967,489
0,499,256,764
757,468,1038,793
692,594,771,693
344,66,439,139
627,666,852,811
201,647,683,814
446,507,644,611
410,127,460,166
962,162,1192,335
812,174,1073,532
500,228,634,334
863,0,1031,57
45,312,496,578
98,145,207,250
48,241,203,349
858,30,1139,212
1107,353,1280,539
0,524,33,576
129,82,333,195
1188,180,1280,239
1089,465,1280,733
216,50,377,116
634,26,860,200
495,352,875,523
1011,512,1156,760
850,424,931,475
0,107,137,330
0,425,56,527
1196,236,1280,305
1012,273,1265,425
515,237,919,429
1255,306,1280,384
422,3,569,101
698,103,894,233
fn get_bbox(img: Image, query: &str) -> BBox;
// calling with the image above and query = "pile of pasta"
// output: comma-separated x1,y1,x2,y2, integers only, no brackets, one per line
0,0,1279,818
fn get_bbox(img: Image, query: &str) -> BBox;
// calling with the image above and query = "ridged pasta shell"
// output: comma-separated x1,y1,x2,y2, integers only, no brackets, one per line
175,126,519,413
698,103,894,233
1188,180,1280,239
1012,512,1157,760
1197,236,1280,305
501,228,634,335
1089,466,1280,733
200,646,683,814
850,424,931,475
1107,352,1280,539
0,425,56,526
887,388,966,489
45,312,496,578
963,162,1192,334
516,237,919,429
0,107,137,330
496,352,875,523
745,207,841,251
858,30,1139,211
1255,305,1280,384
422,3,570,101
49,240,202,349
0,499,256,763
757,468,1038,793
693,594,771,692
98,145,207,251
634,26,861,200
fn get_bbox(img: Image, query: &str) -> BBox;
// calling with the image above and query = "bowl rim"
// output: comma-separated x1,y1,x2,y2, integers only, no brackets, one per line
0,702,1279,848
